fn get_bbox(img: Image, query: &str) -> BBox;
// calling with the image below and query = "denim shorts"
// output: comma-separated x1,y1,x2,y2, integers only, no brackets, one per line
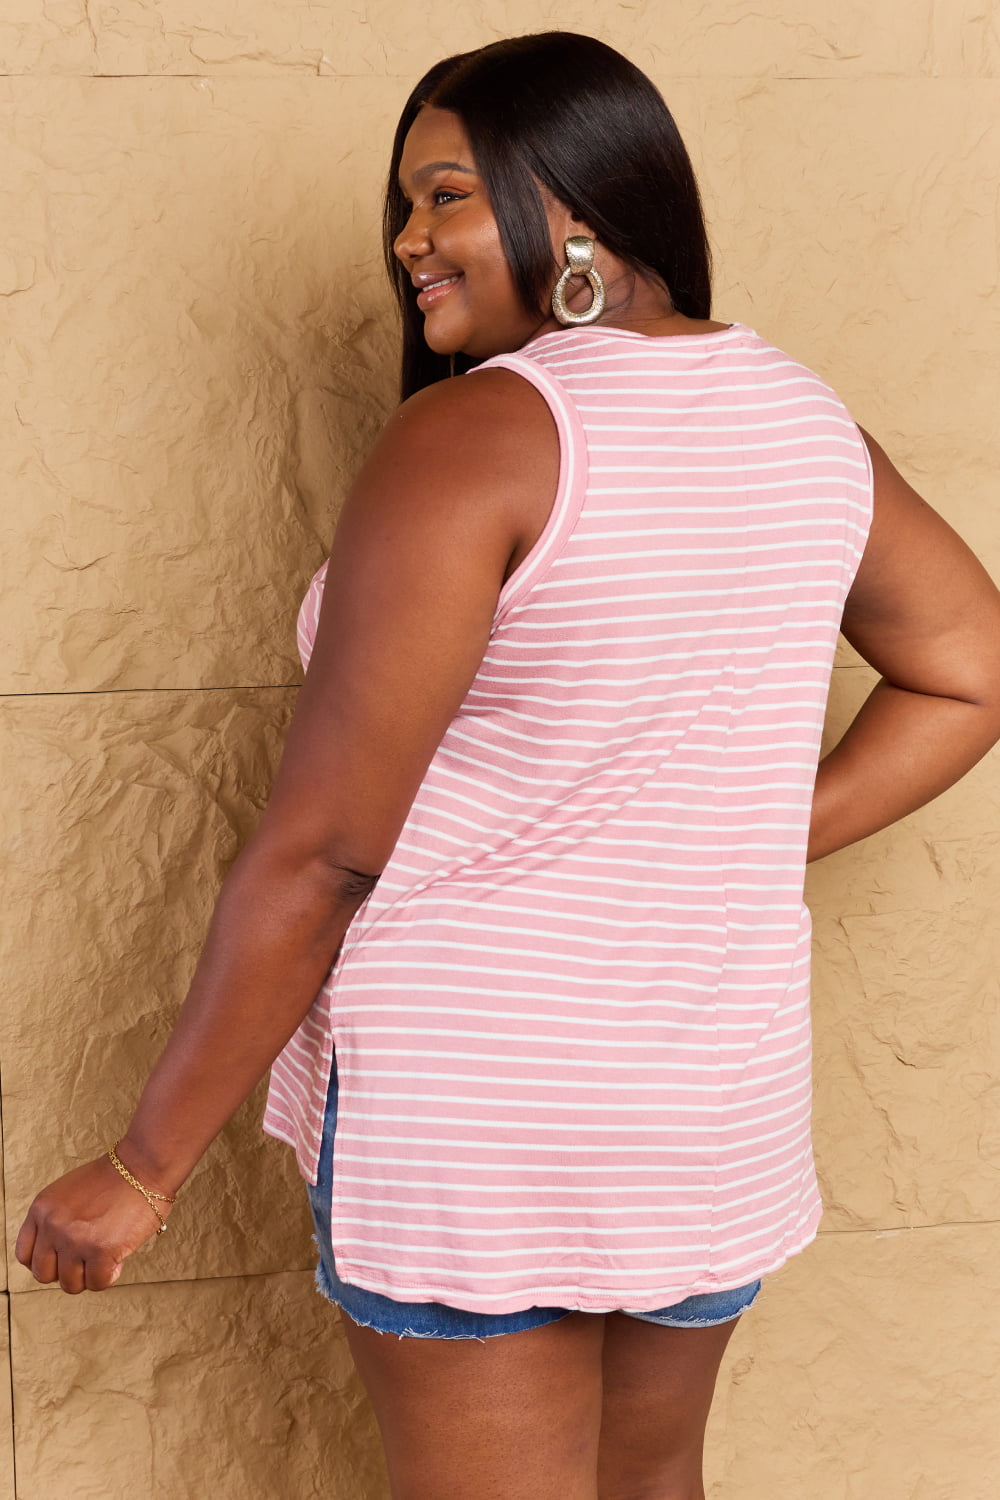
305,1056,763,1340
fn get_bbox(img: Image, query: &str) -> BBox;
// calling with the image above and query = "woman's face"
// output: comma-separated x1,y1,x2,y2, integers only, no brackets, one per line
394,105,578,360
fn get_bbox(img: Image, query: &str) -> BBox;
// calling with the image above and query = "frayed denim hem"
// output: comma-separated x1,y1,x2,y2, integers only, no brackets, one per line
310,1237,759,1337
621,1279,763,1328
311,1244,504,1342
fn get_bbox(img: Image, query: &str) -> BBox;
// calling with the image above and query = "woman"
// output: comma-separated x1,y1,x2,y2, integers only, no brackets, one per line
17,31,1000,1500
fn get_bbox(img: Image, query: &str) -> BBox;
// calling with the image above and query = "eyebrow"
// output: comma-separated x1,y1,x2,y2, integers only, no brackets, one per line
399,160,477,190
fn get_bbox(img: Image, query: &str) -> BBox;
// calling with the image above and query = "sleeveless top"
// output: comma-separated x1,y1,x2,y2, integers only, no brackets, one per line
263,321,873,1315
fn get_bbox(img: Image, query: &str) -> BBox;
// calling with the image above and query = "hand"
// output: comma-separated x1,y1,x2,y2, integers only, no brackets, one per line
14,1154,176,1294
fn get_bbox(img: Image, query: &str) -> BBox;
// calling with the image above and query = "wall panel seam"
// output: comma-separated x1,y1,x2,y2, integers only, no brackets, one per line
3,1295,13,1500
10,1266,318,1295
0,686,301,700
10,1217,1000,1303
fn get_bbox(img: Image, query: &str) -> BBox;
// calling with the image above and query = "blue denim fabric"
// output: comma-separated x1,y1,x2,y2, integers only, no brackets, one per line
305,1057,762,1340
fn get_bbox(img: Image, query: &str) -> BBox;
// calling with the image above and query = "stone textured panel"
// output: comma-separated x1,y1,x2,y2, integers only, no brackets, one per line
0,2,936,79
705,1221,1000,1497
0,690,321,1293
0,75,398,693
0,2,97,75
10,1271,389,1500
807,666,1000,1229
933,1,1000,76
0,1299,13,1500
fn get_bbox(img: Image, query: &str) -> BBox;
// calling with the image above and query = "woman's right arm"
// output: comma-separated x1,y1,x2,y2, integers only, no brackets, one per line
808,428,1000,862
13,366,558,1294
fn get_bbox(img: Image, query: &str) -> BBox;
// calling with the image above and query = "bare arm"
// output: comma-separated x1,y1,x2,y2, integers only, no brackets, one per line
808,428,1000,861
14,369,558,1292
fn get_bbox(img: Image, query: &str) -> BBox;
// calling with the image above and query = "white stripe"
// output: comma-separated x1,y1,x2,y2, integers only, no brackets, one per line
570,389,840,407
546,540,852,566
578,412,856,433
344,1060,809,1110
529,569,849,598
587,455,866,474
333,1083,809,1140
583,431,860,450
331,1128,808,1175
585,474,866,494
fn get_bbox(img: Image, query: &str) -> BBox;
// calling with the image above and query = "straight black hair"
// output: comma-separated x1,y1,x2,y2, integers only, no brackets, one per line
382,31,713,401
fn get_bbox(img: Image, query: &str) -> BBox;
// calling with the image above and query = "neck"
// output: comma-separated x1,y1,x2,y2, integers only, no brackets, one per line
529,264,678,341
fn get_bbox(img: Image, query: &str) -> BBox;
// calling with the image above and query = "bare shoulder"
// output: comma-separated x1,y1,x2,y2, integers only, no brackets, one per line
856,425,935,515
348,369,559,559
378,367,558,473
843,426,1000,697
408,366,557,425
849,425,972,609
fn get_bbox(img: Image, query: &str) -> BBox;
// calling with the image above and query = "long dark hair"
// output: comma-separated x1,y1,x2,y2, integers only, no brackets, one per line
382,32,713,401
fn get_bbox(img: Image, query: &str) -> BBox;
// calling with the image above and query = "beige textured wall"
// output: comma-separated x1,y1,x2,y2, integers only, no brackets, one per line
3,4,999,1496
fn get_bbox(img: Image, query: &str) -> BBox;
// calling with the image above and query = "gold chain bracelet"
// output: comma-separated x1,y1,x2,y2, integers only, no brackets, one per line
107,1143,177,1235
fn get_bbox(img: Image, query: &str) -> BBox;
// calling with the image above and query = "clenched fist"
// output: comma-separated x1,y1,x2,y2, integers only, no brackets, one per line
15,1154,176,1294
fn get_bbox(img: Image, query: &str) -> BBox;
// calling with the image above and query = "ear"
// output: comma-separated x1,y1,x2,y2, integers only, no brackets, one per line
557,200,596,239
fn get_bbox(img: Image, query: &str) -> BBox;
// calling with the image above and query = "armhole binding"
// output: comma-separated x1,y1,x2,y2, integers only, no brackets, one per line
847,423,877,590
467,354,590,631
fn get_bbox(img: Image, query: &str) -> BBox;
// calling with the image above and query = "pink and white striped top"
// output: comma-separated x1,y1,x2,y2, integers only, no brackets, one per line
264,321,873,1315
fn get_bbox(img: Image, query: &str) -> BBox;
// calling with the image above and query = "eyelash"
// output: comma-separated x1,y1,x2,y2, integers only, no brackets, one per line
400,189,467,210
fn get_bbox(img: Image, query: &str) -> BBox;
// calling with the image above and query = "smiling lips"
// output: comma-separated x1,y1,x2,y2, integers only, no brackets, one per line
416,274,462,310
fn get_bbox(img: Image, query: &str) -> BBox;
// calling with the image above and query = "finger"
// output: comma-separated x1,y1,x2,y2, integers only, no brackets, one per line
85,1256,122,1293
57,1254,86,1296
14,1215,37,1269
30,1240,58,1285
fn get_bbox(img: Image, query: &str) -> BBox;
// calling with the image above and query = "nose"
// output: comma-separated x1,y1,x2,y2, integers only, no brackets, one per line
393,203,432,268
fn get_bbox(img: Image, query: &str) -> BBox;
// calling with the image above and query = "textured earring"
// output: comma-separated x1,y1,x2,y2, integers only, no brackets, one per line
551,236,606,326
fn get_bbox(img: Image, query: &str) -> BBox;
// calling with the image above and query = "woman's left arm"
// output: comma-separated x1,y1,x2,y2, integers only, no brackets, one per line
808,426,1000,862
14,368,559,1292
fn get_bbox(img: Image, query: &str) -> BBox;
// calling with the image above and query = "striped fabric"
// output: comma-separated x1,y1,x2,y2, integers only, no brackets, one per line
263,322,873,1315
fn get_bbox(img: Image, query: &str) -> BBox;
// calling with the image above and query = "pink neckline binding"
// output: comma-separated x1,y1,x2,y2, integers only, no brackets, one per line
525,321,750,351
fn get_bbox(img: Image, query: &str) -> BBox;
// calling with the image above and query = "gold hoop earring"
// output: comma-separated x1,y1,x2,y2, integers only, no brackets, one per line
551,236,606,326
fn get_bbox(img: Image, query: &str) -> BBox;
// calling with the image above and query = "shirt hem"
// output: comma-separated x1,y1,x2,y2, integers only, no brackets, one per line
261,1113,321,1188
327,1198,825,1316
